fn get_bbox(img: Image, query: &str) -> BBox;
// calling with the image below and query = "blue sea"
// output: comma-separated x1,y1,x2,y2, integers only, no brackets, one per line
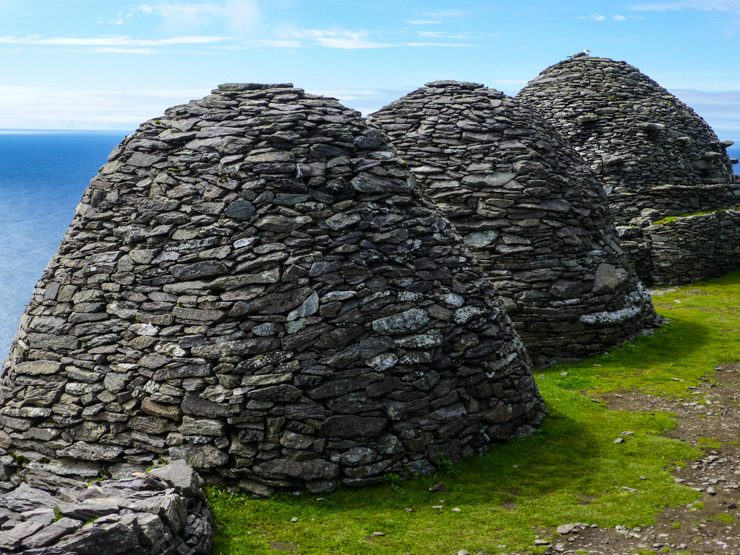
0,131,127,358
0,135,738,359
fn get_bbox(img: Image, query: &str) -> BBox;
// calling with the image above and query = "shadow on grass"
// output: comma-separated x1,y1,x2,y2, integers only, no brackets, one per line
601,317,711,366
446,405,607,502
543,317,712,376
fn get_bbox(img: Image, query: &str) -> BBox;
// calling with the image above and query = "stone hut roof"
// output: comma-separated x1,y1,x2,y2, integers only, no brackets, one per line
517,57,737,225
369,81,657,365
0,83,545,494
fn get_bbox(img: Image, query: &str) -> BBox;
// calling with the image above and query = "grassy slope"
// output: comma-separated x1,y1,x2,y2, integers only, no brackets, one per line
208,272,740,555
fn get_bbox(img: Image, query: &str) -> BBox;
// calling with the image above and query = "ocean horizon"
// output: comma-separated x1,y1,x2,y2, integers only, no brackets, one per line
0,132,738,359
0,131,126,358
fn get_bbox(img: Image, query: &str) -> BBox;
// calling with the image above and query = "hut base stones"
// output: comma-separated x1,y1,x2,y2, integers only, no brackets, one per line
518,57,740,285
0,460,211,554
0,83,545,499
369,81,658,366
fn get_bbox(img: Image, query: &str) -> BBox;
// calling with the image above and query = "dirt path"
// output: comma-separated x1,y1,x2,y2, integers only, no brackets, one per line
543,363,739,555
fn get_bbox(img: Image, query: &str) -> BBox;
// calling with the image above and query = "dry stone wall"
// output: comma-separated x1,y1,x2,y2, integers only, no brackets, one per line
619,210,740,285
518,57,740,284
0,460,211,555
0,84,545,495
369,81,657,366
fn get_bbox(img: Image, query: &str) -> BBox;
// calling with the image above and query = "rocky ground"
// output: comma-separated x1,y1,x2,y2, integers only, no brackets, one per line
0,460,211,554
540,363,739,555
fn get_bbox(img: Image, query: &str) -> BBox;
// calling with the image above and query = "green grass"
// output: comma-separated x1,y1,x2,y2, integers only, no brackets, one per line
545,272,739,398
696,437,722,450
652,206,738,225
208,272,740,555
712,512,734,525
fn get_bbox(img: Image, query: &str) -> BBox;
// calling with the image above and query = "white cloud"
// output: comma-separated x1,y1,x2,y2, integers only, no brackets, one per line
403,41,475,48
208,39,303,50
417,30,447,38
579,13,643,21
0,86,212,130
89,48,155,54
406,9,469,25
0,28,473,53
107,12,135,26
0,86,407,128
0,35,234,47
670,89,740,139
315,31,386,49
250,39,301,48
285,29,389,49
136,0,262,32
416,30,471,39
280,28,475,50
315,88,410,115
631,0,740,11
419,10,469,18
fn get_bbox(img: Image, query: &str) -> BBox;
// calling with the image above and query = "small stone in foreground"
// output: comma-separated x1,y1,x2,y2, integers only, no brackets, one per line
557,524,576,535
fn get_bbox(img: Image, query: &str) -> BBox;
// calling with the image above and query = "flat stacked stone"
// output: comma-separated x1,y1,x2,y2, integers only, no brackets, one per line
369,81,657,366
0,460,211,554
0,83,544,495
622,210,740,285
518,57,739,284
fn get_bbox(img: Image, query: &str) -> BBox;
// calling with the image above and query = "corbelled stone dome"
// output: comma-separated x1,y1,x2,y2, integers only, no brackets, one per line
0,84,545,494
517,57,736,224
369,81,657,366
518,58,739,284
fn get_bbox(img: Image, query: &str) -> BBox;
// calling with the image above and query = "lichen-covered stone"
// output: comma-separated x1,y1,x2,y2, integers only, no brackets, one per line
0,83,544,493
518,57,739,284
369,81,657,365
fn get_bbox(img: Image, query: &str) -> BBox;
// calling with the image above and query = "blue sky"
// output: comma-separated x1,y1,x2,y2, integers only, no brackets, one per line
1,0,739,139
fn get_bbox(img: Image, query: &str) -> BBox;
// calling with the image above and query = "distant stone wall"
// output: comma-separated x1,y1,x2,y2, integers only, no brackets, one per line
0,84,544,496
0,460,211,554
618,210,740,285
369,81,658,366
610,184,739,227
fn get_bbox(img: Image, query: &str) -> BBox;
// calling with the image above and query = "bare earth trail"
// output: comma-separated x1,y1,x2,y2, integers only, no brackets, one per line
544,363,739,555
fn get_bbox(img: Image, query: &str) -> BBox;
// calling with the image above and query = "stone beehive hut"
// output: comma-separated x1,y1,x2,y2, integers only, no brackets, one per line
518,57,739,284
369,81,657,366
0,83,545,495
